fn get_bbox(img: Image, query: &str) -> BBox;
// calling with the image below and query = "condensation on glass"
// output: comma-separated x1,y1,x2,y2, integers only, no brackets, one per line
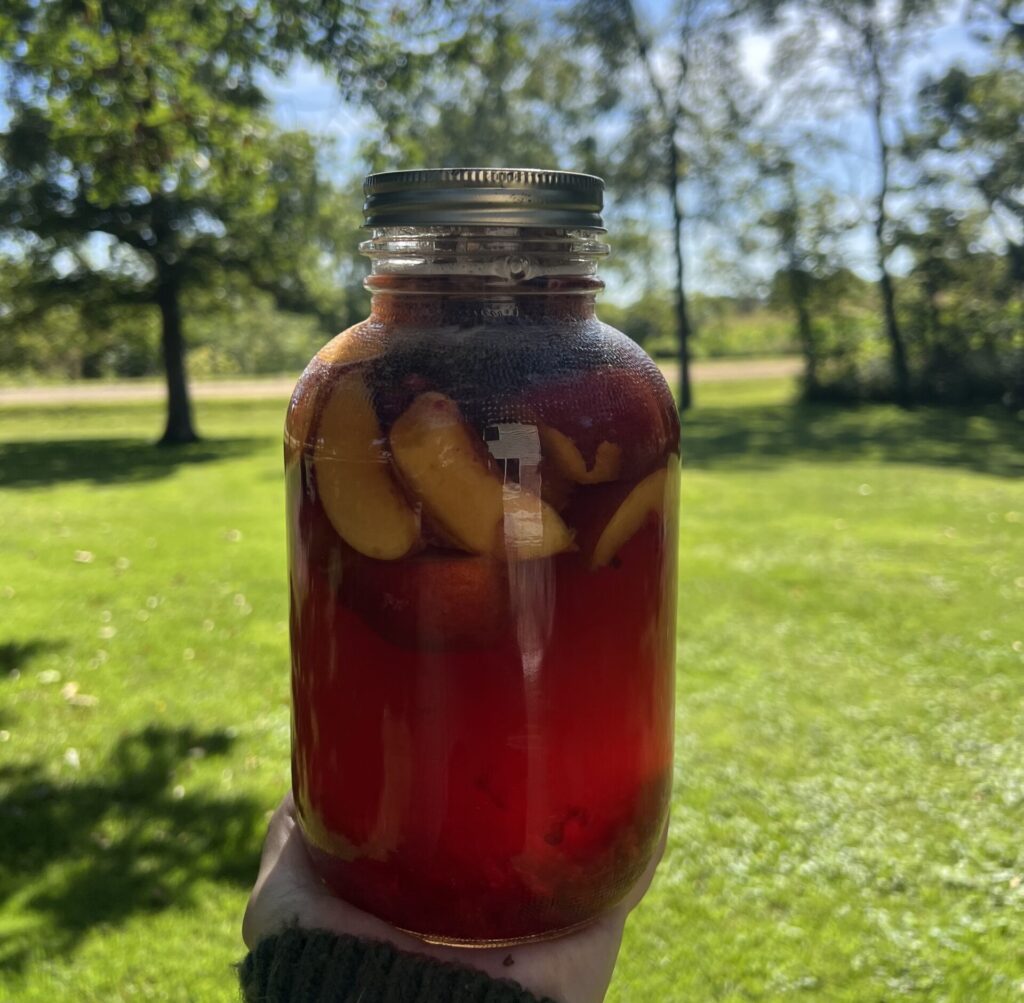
285,169,680,945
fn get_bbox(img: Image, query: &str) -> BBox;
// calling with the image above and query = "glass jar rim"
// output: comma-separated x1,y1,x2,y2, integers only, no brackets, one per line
359,227,610,283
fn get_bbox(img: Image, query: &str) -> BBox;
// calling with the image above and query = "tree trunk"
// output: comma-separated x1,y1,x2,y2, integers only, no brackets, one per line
156,274,199,445
82,351,103,379
624,4,693,412
790,267,817,392
1008,240,1024,287
875,238,911,406
667,132,693,412
779,166,817,396
868,45,912,408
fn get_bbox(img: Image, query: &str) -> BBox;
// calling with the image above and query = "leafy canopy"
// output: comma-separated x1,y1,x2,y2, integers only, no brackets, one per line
0,0,371,304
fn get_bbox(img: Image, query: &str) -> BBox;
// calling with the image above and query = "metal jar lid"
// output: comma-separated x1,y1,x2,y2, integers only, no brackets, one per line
362,168,605,229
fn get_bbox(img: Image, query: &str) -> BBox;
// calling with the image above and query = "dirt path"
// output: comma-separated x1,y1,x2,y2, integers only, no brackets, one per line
0,356,800,406
658,356,800,387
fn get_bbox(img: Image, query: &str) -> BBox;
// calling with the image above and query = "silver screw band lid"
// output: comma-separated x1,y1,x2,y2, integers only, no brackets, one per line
363,168,605,229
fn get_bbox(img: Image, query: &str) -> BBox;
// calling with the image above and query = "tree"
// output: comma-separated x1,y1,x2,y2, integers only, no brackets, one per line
751,133,858,396
775,0,949,407
0,276,158,380
0,0,371,444
358,4,587,169
568,0,778,411
890,1,1024,405
914,1,1024,287
758,156,822,392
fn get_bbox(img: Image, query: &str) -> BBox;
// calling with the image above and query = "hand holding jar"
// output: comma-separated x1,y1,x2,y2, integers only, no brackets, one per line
243,791,668,1003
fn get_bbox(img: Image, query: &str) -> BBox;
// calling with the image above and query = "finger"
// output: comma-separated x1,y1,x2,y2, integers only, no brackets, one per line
244,792,308,948
257,791,298,872
267,806,325,893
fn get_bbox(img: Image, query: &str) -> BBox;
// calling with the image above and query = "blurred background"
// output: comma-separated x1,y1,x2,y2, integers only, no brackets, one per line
0,1,1021,1000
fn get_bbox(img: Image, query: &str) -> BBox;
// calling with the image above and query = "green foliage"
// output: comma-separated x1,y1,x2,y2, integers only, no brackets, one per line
691,302,795,359
813,3,1024,407
769,252,1024,407
0,279,360,382
899,246,1024,406
915,13,1024,286
0,0,374,439
600,292,676,355
360,4,594,170
602,292,796,359
1,0,1021,409
0,0,365,279
765,268,881,391
1,385,1021,999
761,0,1022,406
184,286,337,379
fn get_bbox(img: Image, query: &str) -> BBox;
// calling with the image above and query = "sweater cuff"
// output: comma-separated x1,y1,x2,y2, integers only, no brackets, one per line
239,927,557,1003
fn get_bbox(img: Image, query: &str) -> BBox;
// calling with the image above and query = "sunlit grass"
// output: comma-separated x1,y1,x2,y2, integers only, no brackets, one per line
0,380,1022,1001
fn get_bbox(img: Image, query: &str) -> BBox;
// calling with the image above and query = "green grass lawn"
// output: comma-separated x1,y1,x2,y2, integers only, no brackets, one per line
1,379,1022,1001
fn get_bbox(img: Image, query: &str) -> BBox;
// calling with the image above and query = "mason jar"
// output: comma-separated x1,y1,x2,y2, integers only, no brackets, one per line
285,168,679,945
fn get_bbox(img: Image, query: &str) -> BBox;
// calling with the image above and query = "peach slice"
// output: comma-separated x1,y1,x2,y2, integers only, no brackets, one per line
583,456,678,569
539,424,622,484
316,323,385,366
342,551,510,651
390,392,574,560
284,378,320,467
314,372,419,560
285,326,384,467
529,365,678,480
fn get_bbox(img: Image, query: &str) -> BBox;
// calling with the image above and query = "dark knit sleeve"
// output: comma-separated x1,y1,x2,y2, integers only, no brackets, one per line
238,927,558,1003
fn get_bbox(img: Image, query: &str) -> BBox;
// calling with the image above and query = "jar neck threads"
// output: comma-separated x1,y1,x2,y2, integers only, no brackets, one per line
361,226,608,324
361,226,609,286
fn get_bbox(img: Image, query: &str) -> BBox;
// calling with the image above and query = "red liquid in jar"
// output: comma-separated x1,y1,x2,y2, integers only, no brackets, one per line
287,322,679,944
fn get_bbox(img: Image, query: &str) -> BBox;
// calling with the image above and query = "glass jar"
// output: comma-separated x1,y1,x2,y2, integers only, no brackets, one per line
285,169,680,945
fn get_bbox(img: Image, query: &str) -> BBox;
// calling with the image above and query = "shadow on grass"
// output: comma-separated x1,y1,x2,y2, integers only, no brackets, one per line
683,401,1023,478
0,725,265,973
2,402,1019,489
0,438,264,489
0,639,65,674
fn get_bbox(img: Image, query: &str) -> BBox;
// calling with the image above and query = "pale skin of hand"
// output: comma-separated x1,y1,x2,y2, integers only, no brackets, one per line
243,792,668,1003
